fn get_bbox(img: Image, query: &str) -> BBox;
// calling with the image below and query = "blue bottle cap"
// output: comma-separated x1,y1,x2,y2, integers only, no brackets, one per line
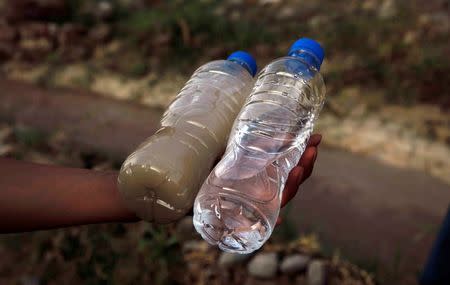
288,38,325,70
227,51,257,77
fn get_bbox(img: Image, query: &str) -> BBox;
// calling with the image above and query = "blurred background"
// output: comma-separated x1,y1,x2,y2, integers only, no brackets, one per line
0,0,449,284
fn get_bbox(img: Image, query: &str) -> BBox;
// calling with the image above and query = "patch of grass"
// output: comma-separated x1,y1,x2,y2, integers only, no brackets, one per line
67,227,121,284
46,52,61,64
121,9,163,34
116,1,274,71
139,224,181,285
0,234,28,251
128,62,148,78
14,126,48,148
140,225,179,261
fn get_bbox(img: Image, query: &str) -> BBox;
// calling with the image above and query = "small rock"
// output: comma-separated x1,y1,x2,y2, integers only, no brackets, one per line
280,254,310,274
96,1,114,21
418,14,431,27
0,144,15,156
18,34,54,62
362,0,377,11
19,37,53,53
247,252,278,279
219,252,252,268
0,126,13,142
378,0,396,19
308,15,328,30
175,216,198,242
307,260,326,285
276,6,295,20
403,30,417,45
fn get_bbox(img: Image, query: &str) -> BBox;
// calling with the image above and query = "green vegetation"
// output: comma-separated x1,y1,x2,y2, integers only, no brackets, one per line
14,126,48,148
0,223,182,285
41,0,450,106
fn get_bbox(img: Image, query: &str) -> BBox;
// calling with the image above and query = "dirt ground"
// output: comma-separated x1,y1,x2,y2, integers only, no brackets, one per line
0,1,449,284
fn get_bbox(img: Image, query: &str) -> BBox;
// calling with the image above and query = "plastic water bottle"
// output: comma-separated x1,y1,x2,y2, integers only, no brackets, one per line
193,38,326,253
118,52,257,224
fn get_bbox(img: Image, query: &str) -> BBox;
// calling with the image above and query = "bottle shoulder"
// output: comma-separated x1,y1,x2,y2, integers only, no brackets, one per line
257,56,325,96
261,56,323,80
194,60,254,83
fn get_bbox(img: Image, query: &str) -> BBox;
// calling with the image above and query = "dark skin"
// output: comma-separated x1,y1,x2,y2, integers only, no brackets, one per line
0,134,321,233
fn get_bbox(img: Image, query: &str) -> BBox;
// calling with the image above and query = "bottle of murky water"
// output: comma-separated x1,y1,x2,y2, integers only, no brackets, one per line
193,38,326,253
118,52,257,223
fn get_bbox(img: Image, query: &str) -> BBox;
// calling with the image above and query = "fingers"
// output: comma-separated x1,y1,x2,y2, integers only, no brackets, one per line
280,134,322,208
277,134,322,224
298,145,317,167
307,134,322,147
280,166,304,208
276,216,282,226
299,134,321,180
298,133,321,183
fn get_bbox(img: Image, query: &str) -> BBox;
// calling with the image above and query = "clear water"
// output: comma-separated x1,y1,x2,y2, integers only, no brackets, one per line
193,56,326,253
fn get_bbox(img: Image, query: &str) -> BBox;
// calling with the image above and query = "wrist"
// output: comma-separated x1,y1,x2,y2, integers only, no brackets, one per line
91,170,140,223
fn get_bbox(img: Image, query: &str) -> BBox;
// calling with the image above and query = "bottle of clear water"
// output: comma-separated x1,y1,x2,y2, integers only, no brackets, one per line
193,38,326,253
118,52,257,224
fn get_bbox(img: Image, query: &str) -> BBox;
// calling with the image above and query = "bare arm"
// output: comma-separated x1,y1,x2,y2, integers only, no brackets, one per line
0,134,320,233
0,158,138,233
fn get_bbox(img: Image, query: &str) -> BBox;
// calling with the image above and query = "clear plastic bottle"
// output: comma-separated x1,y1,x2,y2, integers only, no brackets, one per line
193,38,326,253
118,52,257,223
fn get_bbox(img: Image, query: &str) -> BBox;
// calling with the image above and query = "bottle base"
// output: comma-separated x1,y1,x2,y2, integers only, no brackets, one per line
193,194,271,254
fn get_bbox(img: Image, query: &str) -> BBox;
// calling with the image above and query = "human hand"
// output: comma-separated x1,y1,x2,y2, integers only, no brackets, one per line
277,133,322,224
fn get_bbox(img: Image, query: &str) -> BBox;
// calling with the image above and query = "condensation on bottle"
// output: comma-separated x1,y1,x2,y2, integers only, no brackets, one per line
193,38,326,253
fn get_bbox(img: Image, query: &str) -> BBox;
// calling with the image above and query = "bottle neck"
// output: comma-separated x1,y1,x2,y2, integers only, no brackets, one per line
288,50,321,71
228,59,254,76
